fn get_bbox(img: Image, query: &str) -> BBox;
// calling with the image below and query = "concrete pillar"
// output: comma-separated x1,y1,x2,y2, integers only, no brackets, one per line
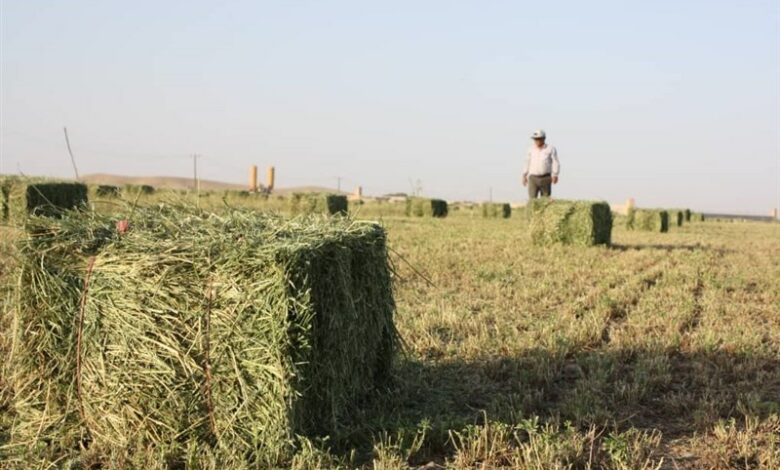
249,165,258,192
626,197,635,215
266,166,275,191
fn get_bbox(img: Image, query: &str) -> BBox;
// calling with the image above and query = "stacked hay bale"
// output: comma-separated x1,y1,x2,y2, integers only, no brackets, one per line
1,176,88,222
481,202,511,219
6,207,397,467
528,199,612,246
289,192,348,215
95,185,120,197
405,197,448,218
626,208,669,232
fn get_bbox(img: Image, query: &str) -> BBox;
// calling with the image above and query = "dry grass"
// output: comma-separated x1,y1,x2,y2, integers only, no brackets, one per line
1,201,778,468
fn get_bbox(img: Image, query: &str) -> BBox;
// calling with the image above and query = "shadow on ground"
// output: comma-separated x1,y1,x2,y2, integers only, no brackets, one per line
338,346,780,463
610,243,705,252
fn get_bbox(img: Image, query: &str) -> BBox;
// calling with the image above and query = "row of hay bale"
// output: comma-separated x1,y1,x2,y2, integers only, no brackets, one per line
481,202,512,218
405,197,448,217
289,192,348,215
625,207,705,232
93,184,156,197
5,206,398,467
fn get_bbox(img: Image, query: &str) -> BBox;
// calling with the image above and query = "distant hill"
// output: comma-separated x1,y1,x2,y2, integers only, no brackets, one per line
80,173,346,195
81,173,244,191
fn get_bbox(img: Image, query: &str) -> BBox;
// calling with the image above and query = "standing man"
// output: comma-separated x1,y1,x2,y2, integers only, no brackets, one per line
522,129,560,198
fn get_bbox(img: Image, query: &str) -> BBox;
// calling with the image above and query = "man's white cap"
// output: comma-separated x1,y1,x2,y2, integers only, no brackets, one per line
531,129,546,139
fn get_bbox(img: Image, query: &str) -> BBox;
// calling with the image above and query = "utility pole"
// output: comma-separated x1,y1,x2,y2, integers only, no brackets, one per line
63,127,80,180
336,176,342,192
192,154,200,194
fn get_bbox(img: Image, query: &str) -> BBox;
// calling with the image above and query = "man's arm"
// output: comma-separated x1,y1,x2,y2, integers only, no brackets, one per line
551,147,560,184
522,149,530,186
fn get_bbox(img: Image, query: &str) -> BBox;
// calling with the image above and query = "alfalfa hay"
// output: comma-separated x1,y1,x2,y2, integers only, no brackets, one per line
528,199,612,246
405,197,448,218
1,177,88,222
626,208,669,232
6,206,397,467
289,193,348,215
481,203,511,218
669,209,684,227
95,185,120,197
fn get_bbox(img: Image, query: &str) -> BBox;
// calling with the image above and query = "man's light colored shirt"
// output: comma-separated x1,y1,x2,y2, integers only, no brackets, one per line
523,144,560,177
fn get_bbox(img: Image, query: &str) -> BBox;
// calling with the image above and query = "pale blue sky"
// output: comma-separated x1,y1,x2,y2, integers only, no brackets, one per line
1,0,778,214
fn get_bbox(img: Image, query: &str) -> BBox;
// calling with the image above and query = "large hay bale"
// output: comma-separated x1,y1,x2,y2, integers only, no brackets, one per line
626,208,669,232
528,199,612,246
405,197,448,218
481,202,511,218
289,193,348,215
7,207,396,466
1,177,88,222
95,185,120,197
668,209,684,227
684,209,692,222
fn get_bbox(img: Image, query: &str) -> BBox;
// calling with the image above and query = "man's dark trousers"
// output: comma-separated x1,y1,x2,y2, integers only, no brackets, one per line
528,174,552,198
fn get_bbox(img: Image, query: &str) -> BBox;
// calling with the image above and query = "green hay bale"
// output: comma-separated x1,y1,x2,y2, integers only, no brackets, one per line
1,178,88,222
0,176,25,222
684,209,692,222
405,197,448,218
528,199,612,246
95,185,120,197
481,203,511,218
25,183,88,218
289,193,348,215
123,184,155,195
668,210,684,227
8,207,397,466
626,208,669,232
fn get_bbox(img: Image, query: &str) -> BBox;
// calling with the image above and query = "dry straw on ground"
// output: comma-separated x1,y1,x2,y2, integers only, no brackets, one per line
6,205,397,467
528,199,612,246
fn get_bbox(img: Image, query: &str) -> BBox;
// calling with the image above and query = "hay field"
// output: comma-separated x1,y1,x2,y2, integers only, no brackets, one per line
1,205,778,468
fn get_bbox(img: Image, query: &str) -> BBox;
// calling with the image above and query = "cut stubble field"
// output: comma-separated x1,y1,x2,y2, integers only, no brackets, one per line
1,210,778,468
356,216,779,468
